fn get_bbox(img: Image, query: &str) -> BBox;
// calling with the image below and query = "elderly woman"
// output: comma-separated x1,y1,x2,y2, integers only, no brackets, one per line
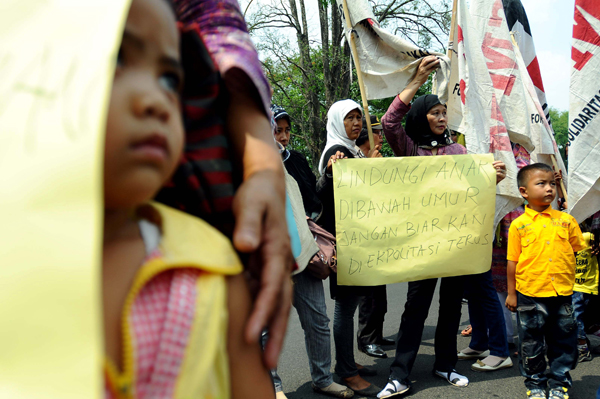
376,56,506,398
317,100,381,397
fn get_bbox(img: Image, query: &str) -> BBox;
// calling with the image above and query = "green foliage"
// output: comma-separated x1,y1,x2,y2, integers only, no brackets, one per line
549,107,569,165
265,46,348,168
245,0,452,172
272,54,437,164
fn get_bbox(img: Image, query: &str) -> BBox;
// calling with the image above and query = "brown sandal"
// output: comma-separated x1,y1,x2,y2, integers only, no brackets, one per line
461,325,472,337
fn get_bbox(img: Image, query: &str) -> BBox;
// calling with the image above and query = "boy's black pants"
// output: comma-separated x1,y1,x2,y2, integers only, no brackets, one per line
517,292,578,390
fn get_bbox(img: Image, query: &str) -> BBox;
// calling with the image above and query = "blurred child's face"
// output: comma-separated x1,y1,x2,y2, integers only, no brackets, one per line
104,0,184,210
519,170,556,208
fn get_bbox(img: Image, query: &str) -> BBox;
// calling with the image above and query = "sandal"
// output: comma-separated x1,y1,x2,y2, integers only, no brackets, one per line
433,369,469,387
460,325,472,337
377,379,410,398
457,347,489,360
312,382,354,398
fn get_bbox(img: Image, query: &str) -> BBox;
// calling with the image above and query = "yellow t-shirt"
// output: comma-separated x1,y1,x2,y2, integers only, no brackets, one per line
574,232,599,295
507,205,585,297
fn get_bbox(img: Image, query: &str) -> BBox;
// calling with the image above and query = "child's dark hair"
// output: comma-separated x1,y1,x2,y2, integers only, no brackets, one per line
580,220,591,234
517,163,554,188
355,128,368,147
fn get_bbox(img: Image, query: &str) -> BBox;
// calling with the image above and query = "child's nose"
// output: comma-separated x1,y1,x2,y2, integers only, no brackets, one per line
133,86,170,122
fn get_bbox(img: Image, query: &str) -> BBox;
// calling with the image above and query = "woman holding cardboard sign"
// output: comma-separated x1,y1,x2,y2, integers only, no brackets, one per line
376,56,507,398
316,99,382,397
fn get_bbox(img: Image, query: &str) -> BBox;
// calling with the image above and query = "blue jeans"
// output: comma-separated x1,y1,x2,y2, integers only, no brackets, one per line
465,270,509,357
333,293,363,378
572,291,592,341
517,292,578,390
264,270,334,391
293,270,334,388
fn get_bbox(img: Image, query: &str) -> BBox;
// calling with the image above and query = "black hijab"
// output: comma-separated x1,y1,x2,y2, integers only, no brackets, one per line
405,94,454,149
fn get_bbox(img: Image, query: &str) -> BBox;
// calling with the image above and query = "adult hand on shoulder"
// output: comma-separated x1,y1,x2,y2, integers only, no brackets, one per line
326,151,347,174
232,170,294,370
226,81,294,369
367,144,382,158
493,160,507,184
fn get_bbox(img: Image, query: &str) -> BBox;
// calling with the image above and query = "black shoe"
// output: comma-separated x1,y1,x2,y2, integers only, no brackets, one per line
377,338,396,346
352,383,381,397
359,344,387,358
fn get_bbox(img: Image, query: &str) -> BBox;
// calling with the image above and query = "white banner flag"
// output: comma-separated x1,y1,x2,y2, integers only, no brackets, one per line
451,0,523,227
501,0,567,192
512,42,567,179
449,0,535,153
503,0,553,129
568,0,600,222
336,0,451,101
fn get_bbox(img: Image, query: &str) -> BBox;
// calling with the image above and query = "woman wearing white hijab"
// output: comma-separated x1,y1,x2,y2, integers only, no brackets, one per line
318,100,363,173
316,100,381,397
317,99,363,234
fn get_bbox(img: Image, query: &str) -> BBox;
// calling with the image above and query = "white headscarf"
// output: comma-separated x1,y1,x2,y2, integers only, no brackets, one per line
319,99,362,175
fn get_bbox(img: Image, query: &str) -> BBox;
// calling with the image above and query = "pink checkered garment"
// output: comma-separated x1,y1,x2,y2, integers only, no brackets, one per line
105,249,201,399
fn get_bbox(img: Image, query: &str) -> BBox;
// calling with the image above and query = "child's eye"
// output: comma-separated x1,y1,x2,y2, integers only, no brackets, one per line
159,72,182,92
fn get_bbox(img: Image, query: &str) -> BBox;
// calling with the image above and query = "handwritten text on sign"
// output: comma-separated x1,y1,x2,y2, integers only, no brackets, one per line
333,154,496,286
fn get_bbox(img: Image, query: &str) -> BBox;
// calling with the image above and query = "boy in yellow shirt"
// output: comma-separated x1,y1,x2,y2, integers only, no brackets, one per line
572,225,598,362
506,163,585,399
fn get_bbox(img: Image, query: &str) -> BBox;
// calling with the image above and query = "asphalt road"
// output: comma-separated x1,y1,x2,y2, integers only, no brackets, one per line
276,280,600,398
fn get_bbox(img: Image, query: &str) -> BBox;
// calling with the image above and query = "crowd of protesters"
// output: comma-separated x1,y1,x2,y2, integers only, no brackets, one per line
269,56,600,399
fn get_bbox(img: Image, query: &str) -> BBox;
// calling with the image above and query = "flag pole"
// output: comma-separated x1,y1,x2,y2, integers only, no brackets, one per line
509,32,568,202
341,0,374,151
447,0,458,59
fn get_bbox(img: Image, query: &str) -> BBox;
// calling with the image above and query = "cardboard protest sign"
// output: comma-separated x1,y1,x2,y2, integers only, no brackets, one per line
0,1,130,398
568,0,600,222
333,154,496,286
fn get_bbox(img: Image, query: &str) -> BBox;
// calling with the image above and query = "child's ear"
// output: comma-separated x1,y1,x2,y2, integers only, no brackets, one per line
519,186,528,198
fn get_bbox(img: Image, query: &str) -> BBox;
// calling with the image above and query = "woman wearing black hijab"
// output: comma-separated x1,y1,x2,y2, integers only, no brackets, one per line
377,56,506,398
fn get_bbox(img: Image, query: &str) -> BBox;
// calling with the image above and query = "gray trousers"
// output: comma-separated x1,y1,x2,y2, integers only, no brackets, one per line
265,270,334,392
